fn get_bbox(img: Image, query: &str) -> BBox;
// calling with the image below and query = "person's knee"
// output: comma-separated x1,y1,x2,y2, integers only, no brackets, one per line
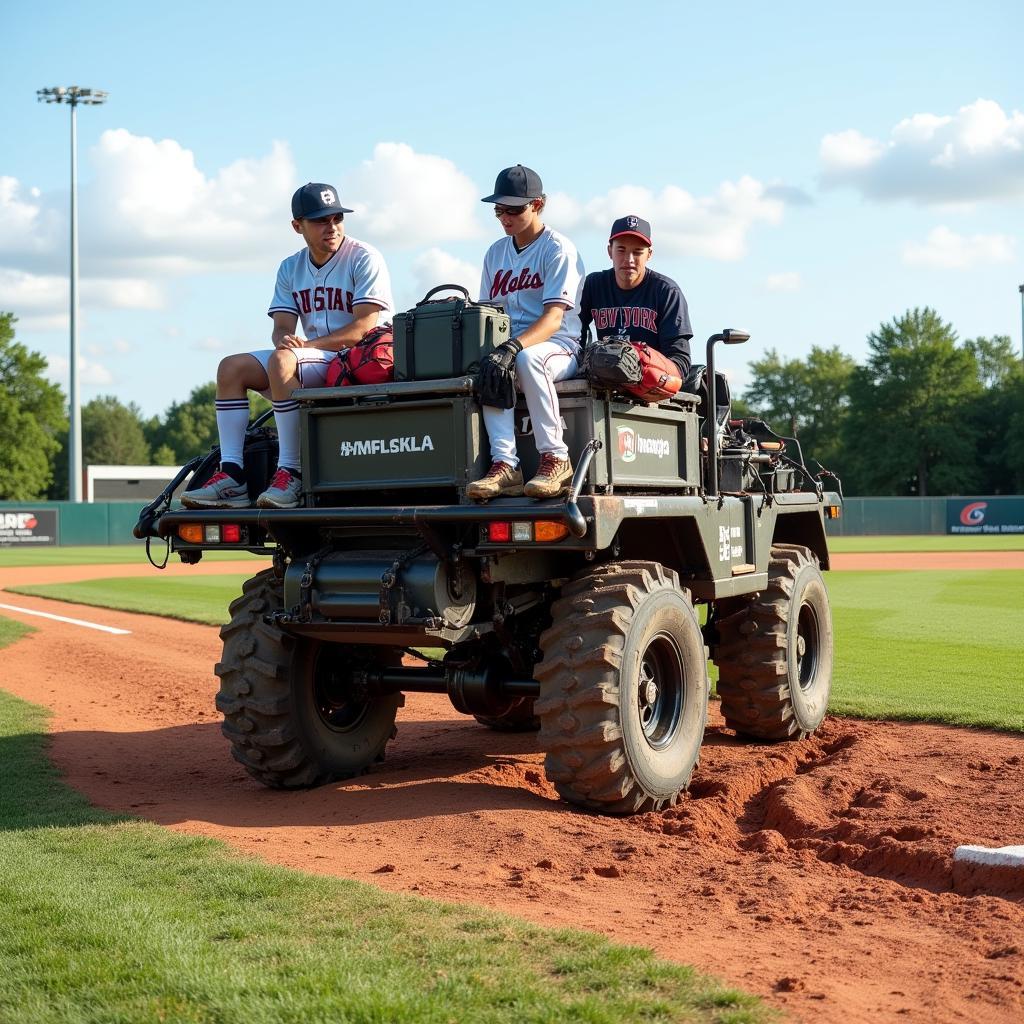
217,354,264,394
267,348,297,385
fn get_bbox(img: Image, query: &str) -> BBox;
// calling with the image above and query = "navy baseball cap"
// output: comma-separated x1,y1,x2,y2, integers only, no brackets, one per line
609,215,652,246
482,164,544,205
291,182,353,220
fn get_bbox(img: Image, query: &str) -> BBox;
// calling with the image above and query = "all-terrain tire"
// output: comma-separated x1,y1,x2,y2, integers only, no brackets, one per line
535,560,709,815
215,569,401,788
473,698,541,732
714,543,833,741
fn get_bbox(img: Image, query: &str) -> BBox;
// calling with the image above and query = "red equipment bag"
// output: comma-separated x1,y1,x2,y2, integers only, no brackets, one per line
325,326,394,388
623,342,682,403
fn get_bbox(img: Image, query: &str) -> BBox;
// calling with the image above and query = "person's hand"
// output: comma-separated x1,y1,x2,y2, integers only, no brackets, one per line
279,334,306,349
476,338,522,409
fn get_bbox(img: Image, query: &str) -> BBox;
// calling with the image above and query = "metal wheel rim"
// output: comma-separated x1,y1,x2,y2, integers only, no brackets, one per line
796,601,820,691
636,631,685,750
312,651,370,733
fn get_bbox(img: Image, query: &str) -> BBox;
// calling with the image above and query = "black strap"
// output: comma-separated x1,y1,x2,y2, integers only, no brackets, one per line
404,310,416,380
452,301,464,373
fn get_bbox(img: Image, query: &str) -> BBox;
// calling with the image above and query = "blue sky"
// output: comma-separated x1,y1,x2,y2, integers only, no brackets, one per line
1,0,1021,419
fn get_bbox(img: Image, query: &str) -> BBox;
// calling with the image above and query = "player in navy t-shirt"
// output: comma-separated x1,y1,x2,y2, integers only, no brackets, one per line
579,215,692,377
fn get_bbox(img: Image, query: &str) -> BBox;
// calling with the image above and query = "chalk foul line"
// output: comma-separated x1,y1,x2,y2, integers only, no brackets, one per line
0,602,131,636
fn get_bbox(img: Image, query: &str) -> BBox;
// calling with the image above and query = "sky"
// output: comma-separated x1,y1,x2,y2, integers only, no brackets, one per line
0,0,1021,420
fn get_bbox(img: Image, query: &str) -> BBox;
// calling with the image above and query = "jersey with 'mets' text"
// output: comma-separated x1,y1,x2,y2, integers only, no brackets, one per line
580,268,692,375
268,236,393,339
479,226,585,355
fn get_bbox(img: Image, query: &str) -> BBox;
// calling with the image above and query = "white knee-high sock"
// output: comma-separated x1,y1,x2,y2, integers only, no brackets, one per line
215,399,251,472
273,399,301,472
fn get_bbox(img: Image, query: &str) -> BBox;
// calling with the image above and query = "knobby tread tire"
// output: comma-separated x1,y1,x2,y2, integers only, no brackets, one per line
214,569,399,788
536,560,707,815
714,543,833,741
214,569,313,787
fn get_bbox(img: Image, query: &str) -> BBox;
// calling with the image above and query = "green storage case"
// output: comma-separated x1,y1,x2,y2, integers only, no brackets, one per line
393,284,510,381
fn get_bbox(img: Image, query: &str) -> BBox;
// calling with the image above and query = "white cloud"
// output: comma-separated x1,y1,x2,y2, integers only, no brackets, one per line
0,268,163,317
84,129,296,272
820,99,1024,203
410,248,480,300
547,176,784,261
902,226,1015,269
0,177,60,255
46,353,115,386
765,272,802,292
343,143,484,249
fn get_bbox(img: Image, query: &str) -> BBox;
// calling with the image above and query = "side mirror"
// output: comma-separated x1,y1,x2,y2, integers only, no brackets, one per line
723,329,750,345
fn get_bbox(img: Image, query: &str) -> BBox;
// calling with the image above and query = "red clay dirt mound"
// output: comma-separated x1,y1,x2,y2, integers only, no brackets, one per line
1,562,1022,1023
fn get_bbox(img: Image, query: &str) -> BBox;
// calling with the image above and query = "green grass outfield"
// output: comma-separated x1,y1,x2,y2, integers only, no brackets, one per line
0,640,765,1024
9,564,1024,733
0,544,267,568
1,532,1021,570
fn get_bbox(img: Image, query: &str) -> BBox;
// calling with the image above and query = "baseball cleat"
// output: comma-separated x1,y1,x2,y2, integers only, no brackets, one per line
466,461,524,500
181,470,249,509
256,467,303,509
524,454,572,499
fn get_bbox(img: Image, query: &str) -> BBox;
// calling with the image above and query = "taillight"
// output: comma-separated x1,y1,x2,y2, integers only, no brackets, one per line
222,524,242,542
487,522,511,542
484,520,569,544
178,524,204,543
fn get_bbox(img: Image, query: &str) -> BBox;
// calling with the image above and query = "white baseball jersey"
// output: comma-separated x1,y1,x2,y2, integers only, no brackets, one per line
479,227,584,355
268,236,393,337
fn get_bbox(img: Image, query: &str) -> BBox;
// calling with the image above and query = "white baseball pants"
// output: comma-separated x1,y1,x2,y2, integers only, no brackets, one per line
482,341,578,466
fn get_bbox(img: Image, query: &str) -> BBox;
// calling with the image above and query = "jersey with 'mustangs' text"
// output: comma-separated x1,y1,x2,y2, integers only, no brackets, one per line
479,226,584,355
268,237,393,339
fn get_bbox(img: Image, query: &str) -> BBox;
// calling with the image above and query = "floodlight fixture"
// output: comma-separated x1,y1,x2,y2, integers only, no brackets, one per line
37,85,109,502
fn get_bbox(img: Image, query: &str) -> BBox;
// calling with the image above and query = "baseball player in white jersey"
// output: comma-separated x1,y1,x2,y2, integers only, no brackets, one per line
468,165,585,500
182,182,393,510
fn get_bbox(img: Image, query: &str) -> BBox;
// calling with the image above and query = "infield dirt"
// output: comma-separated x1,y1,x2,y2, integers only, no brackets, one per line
1,554,1022,1023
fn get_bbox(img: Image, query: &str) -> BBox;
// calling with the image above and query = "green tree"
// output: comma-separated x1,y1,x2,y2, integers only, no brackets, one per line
151,382,272,463
964,334,1018,389
82,395,151,465
961,335,1021,493
843,308,981,496
0,313,67,499
741,345,854,468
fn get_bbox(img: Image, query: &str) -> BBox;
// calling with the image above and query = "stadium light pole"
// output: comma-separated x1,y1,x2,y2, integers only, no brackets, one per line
37,85,108,502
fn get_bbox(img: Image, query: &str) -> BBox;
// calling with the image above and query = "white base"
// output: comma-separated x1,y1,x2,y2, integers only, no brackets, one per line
953,844,1024,868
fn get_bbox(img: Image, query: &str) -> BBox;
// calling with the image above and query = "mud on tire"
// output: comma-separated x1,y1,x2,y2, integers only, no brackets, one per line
535,560,708,815
714,543,833,741
215,568,401,788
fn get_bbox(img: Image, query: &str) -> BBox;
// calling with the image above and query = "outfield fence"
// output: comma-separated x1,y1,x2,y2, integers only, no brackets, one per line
2,495,1023,546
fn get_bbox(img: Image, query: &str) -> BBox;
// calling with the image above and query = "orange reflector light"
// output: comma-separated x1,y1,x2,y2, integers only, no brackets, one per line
178,524,204,543
222,524,242,542
487,522,511,542
534,520,569,542
825,505,841,519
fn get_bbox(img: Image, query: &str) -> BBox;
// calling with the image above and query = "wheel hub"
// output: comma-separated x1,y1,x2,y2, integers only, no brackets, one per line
636,632,685,750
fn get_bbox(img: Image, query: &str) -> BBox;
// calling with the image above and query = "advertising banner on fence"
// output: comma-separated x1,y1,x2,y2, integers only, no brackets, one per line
0,509,59,546
947,498,1024,535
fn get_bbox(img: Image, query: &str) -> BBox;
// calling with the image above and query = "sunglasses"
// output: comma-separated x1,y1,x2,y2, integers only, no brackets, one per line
494,203,532,217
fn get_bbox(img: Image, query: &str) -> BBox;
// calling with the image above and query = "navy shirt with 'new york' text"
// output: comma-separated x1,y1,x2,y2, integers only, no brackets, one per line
579,268,692,376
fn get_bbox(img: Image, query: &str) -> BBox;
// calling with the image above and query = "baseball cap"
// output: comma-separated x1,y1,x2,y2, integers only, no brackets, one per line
609,215,652,246
291,182,353,220
481,164,544,205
